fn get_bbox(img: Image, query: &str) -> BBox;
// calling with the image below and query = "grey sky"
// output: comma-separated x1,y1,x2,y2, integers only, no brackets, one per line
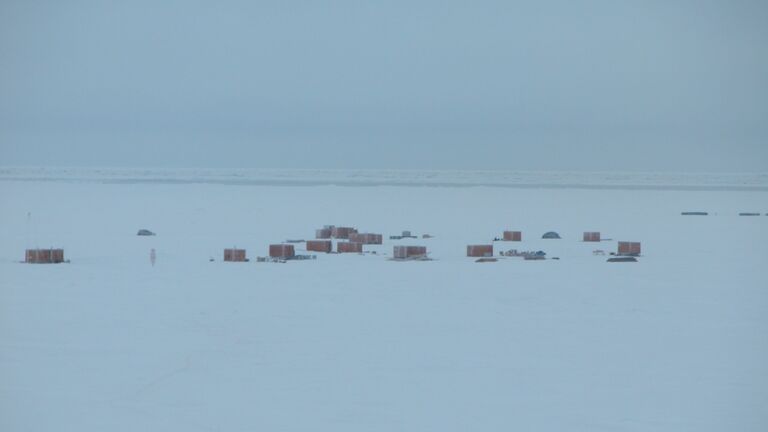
1,1,767,171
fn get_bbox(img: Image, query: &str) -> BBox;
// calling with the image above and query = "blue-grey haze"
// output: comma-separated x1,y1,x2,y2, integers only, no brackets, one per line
1,1,766,171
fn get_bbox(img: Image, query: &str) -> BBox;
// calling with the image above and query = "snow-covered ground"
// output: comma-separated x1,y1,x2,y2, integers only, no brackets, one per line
1,170,767,431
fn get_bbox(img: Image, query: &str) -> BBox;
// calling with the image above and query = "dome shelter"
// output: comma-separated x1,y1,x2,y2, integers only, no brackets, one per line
542,231,561,239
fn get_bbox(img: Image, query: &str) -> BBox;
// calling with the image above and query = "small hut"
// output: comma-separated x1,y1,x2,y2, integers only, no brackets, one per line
269,244,296,258
306,240,332,253
617,241,641,256
337,242,363,253
503,231,522,241
467,245,493,257
224,248,247,262
393,245,427,260
25,248,65,264
583,232,601,242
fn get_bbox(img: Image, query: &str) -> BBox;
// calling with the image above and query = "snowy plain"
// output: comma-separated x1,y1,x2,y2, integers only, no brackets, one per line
1,169,767,431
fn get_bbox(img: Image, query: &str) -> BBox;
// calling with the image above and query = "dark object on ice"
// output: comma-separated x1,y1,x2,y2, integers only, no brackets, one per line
607,257,637,262
524,255,546,260
681,212,708,216
739,212,760,216
551,257,560,260
391,231,417,240
285,239,305,243
475,258,497,263
25,248,65,264
137,229,155,236
534,251,546,256
542,231,561,239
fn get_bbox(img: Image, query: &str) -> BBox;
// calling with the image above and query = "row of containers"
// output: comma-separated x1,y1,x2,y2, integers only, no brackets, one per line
222,244,430,262
222,225,429,262
218,227,641,263
468,231,641,257
22,231,640,264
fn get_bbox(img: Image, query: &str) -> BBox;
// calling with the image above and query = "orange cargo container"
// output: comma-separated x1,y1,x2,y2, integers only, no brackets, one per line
337,242,363,253
467,245,494,257
306,240,332,253
224,249,247,262
393,245,427,259
269,244,296,258
315,228,332,239
332,226,357,239
348,233,383,244
25,248,65,264
617,241,641,256
583,232,601,242
503,231,522,241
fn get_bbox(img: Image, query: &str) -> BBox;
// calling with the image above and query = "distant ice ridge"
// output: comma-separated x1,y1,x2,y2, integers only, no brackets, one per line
1,167,767,190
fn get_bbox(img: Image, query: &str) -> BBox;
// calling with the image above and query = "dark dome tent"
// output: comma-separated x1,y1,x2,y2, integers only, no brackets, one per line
542,231,561,239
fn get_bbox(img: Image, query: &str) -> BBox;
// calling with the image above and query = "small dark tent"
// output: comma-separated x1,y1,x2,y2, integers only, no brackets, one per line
542,231,561,239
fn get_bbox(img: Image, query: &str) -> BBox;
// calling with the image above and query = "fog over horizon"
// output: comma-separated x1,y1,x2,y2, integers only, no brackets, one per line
1,1,767,172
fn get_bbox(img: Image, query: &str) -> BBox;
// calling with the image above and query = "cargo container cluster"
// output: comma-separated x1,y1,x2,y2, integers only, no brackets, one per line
211,225,426,263
24,207,768,265
220,227,642,264
471,230,641,263
22,225,645,265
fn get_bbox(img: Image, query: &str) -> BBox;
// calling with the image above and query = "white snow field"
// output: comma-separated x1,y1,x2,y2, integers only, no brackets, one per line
1,170,767,431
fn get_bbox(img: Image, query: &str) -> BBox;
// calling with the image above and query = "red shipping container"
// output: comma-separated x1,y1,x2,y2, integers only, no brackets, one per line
306,240,332,253
332,226,357,239
269,244,295,258
25,248,65,264
467,245,494,257
503,231,522,241
50,249,64,263
583,232,601,242
349,233,383,244
315,228,332,239
393,245,427,259
337,242,363,253
617,241,641,256
224,248,247,262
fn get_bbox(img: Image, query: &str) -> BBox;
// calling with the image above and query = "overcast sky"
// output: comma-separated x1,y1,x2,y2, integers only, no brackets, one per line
1,1,766,171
